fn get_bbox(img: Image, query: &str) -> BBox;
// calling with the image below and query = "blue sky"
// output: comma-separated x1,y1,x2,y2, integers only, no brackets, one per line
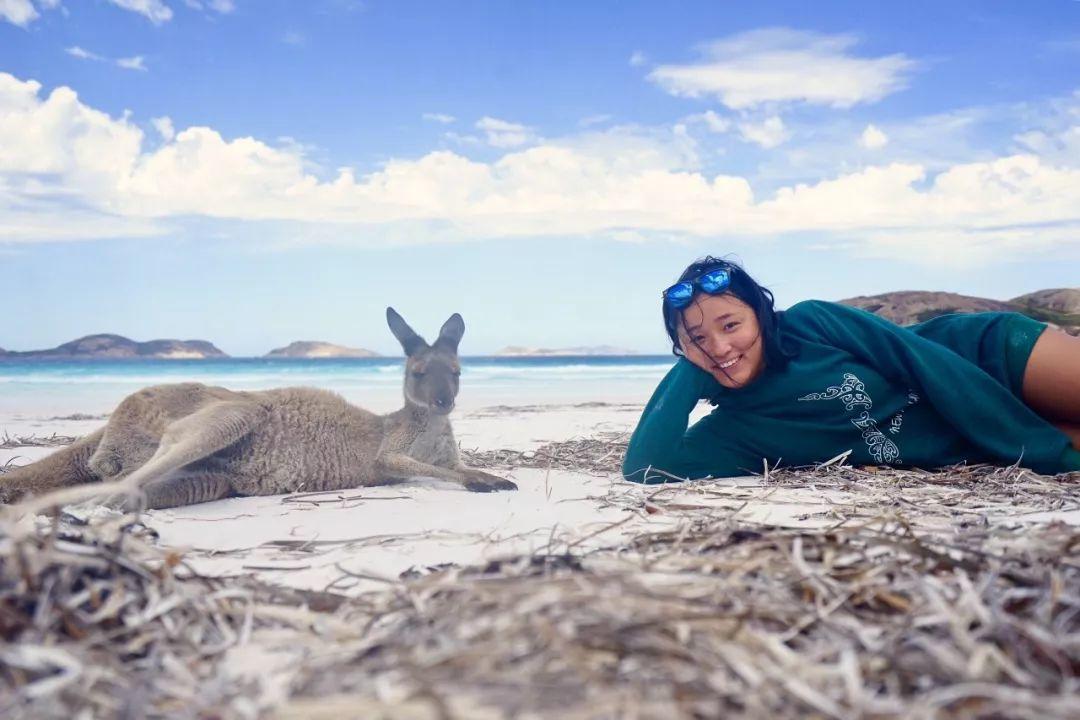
1,0,1079,355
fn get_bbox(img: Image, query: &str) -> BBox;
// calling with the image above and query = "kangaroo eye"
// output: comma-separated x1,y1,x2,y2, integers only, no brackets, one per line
452,370,461,377
413,371,426,378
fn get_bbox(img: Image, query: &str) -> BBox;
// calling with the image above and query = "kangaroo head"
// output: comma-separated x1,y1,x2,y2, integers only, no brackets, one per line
386,307,464,415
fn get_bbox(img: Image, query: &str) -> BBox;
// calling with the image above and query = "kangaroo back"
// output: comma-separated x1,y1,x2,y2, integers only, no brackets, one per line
0,428,105,503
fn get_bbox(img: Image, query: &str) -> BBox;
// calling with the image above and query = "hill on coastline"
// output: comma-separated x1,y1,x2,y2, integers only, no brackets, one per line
265,341,380,358
839,288,1080,335
3,289,1076,359
0,334,228,359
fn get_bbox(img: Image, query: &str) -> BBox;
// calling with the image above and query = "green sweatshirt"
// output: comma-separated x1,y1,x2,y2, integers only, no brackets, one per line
623,301,1080,482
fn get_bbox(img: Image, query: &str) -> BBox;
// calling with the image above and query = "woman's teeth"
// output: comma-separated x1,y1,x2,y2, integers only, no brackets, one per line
717,355,741,369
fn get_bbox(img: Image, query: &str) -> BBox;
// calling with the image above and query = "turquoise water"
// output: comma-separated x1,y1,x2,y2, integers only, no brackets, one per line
0,356,674,418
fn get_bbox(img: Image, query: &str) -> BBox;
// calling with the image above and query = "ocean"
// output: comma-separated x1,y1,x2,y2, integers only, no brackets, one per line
0,356,675,420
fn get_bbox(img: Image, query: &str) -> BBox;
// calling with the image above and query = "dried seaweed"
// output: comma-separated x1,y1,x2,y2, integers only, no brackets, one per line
3,433,1080,718
0,433,80,451
462,431,631,476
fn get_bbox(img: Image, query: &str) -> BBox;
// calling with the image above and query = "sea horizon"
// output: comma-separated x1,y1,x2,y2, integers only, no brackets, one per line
0,355,674,422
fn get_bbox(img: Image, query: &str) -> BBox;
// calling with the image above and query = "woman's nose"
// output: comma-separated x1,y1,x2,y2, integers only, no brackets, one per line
705,334,732,357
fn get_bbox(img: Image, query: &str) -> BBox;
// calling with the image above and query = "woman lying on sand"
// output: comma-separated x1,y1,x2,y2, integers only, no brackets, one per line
623,257,1080,482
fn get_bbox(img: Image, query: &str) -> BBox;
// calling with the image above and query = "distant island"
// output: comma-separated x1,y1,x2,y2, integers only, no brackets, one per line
0,334,228,359
494,345,639,357
2,288,1075,360
265,341,380,358
839,288,1080,335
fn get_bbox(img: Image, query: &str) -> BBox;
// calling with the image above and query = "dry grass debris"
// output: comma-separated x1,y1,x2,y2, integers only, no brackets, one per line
2,433,1080,718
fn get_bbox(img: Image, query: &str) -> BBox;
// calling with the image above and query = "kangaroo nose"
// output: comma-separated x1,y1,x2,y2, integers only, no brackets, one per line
434,396,453,409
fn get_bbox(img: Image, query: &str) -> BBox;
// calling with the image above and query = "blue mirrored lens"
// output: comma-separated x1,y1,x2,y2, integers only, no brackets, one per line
664,282,695,308
697,268,731,293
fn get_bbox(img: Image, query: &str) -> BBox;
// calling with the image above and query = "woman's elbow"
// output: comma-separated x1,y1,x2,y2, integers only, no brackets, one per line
621,451,745,484
621,451,693,484
621,453,654,483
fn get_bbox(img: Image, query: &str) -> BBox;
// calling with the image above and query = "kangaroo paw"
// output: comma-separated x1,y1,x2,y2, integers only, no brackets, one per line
462,470,518,492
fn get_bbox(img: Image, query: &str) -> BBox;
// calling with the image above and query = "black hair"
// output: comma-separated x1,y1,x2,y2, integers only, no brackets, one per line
662,256,793,373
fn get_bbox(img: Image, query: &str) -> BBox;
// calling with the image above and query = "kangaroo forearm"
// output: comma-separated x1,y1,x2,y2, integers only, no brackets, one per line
377,453,464,482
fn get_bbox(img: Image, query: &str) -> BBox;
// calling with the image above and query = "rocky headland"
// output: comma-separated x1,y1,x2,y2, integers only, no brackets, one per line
0,334,228,359
839,288,1080,335
264,341,380,358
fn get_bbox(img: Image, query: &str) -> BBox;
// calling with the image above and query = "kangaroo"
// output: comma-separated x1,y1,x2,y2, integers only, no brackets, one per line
0,308,517,509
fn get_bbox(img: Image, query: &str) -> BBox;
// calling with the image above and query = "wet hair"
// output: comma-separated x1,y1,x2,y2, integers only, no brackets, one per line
662,256,793,372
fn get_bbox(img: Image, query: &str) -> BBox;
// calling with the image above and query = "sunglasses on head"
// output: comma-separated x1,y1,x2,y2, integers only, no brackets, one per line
662,267,732,309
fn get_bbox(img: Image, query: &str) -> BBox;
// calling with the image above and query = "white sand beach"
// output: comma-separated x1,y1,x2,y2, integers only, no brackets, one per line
6,389,1080,718
0,399,684,594
4,397,1078,600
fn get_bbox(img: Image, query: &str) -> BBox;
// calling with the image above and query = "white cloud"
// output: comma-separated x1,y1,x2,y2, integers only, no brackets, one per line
422,112,456,124
475,116,536,148
116,55,148,71
859,123,888,149
683,110,730,134
648,28,916,110
67,46,150,72
282,30,305,46
184,0,235,12
1,73,1078,266
106,0,172,24
738,116,788,148
152,116,175,141
444,131,481,146
66,46,105,62
0,0,38,26
629,51,647,67
579,114,612,128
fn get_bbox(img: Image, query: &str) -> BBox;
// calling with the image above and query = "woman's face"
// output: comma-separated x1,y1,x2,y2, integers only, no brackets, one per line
676,292,766,389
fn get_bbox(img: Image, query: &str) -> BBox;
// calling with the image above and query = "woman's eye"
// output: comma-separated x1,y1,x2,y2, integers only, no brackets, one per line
692,335,706,343
724,322,740,331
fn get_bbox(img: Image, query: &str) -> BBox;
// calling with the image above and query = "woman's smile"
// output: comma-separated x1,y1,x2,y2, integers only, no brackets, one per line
677,293,766,389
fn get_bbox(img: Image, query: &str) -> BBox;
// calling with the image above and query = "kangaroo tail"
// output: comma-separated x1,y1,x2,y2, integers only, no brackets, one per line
0,428,105,504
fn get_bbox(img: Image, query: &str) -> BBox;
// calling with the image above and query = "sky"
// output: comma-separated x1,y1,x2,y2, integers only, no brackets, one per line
1,0,1078,356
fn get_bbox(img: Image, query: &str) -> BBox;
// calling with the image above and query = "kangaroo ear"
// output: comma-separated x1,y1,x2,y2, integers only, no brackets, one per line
386,307,428,356
434,313,465,352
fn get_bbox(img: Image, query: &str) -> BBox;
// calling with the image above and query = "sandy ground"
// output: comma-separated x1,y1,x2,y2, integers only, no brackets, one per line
4,400,1079,599
0,402,689,594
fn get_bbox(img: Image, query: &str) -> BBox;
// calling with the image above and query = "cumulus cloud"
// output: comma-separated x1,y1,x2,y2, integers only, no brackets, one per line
422,112,456,124
107,0,173,24
648,28,916,110
152,116,175,141
0,0,38,26
475,116,536,148
682,110,731,134
66,46,106,61
859,123,888,149
579,114,613,128
738,116,788,148
116,55,148,71
1,73,1078,265
67,45,150,72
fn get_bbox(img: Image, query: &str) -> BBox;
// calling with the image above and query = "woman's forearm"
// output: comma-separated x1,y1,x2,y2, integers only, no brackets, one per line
622,359,714,482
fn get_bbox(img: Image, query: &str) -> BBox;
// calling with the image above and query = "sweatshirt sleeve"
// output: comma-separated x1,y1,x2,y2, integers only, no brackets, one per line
788,301,1076,474
622,359,760,483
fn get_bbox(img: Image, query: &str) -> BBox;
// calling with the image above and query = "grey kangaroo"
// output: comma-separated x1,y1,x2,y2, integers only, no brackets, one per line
0,308,517,509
